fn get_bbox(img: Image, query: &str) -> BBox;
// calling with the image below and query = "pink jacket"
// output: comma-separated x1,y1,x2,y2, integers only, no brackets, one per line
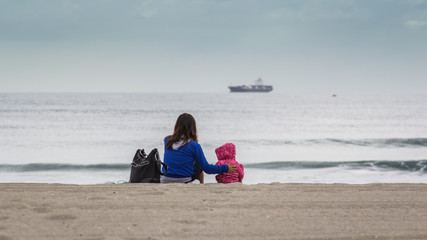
215,143,244,183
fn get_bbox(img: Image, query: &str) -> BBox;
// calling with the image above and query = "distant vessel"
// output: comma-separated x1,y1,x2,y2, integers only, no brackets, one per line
228,78,273,92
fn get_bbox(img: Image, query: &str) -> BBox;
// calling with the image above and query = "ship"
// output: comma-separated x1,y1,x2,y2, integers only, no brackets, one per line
228,78,273,92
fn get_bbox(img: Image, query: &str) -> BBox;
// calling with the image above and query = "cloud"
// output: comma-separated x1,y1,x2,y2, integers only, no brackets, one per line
404,8,427,29
139,9,158,18
264,0,371,21
406,19,427,28
406,0,427,5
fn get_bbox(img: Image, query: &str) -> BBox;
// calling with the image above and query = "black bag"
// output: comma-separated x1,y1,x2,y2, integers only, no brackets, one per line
129,148,168,183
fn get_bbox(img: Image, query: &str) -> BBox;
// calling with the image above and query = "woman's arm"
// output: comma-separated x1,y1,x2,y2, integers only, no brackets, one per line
192,142,229,174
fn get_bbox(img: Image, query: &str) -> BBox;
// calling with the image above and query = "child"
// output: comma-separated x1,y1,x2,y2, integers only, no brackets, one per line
215,143,244,183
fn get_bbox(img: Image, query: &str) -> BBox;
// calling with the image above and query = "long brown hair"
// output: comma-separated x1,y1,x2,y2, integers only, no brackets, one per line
166,113,198,150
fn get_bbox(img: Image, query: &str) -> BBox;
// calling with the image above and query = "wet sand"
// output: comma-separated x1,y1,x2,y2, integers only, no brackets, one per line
1,183,427,240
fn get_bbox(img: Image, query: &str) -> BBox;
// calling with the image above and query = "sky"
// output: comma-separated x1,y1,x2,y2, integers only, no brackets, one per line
1,0,427,94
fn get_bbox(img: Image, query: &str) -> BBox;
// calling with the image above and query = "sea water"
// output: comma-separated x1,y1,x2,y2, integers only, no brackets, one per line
0,92,426,184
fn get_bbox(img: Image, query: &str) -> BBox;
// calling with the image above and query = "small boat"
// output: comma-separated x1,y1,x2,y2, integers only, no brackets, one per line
228,78,273,92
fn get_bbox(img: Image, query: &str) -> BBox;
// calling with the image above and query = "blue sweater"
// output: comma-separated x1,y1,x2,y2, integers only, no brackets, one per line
163,137,229,178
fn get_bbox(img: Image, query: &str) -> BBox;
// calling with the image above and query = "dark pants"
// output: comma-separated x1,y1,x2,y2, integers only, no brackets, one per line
191,163,202,182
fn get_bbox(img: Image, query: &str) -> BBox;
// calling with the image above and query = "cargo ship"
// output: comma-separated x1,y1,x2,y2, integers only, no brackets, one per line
228,78,273,92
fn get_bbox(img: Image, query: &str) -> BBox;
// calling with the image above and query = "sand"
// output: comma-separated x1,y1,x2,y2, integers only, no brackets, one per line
1,183,427,240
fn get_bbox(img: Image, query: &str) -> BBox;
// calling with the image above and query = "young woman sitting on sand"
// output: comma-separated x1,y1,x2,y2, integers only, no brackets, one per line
161,113,236,184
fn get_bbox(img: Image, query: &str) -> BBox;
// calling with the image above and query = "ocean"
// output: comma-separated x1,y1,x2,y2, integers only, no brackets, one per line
0,92,426,184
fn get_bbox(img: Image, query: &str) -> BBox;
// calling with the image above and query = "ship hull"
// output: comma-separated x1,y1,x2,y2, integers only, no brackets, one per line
229,86,273,92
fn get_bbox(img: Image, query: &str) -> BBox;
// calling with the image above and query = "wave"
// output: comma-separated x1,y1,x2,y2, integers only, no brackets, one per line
321,138,427,147
236,138,427,148
0,163,130,172
245,160,427,173
1,160,426,173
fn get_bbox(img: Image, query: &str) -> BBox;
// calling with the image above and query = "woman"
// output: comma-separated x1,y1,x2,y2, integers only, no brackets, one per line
161,113,236,184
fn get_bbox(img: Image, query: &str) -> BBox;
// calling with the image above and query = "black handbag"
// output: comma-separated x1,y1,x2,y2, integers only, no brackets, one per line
129,148,168,183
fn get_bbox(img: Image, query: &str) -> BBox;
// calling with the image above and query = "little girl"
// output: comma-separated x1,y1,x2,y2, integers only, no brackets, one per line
215,143,244,183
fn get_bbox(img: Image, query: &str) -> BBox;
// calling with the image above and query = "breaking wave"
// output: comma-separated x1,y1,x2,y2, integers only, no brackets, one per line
245,160,427,172
237,138,427,148
1,160,426,173
0,163,130,172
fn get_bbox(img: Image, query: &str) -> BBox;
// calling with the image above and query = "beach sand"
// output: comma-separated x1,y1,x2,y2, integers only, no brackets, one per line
1,183,427,240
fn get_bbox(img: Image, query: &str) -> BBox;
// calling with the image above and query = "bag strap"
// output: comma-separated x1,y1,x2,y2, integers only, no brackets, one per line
159,162,168,176
154,149,168,175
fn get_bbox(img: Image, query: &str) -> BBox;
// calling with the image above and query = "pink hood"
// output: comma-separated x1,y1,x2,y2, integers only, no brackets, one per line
214,143,244,183
215,143,236,161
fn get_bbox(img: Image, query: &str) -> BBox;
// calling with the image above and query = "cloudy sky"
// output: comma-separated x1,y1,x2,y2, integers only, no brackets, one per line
1,0,426,93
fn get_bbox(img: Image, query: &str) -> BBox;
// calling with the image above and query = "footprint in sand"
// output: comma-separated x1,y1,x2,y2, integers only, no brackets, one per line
0,235,11,240
33,207,51,214
48,214,77,220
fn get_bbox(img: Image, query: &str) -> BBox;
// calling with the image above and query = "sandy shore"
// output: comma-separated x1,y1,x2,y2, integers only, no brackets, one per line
1,183,427,240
